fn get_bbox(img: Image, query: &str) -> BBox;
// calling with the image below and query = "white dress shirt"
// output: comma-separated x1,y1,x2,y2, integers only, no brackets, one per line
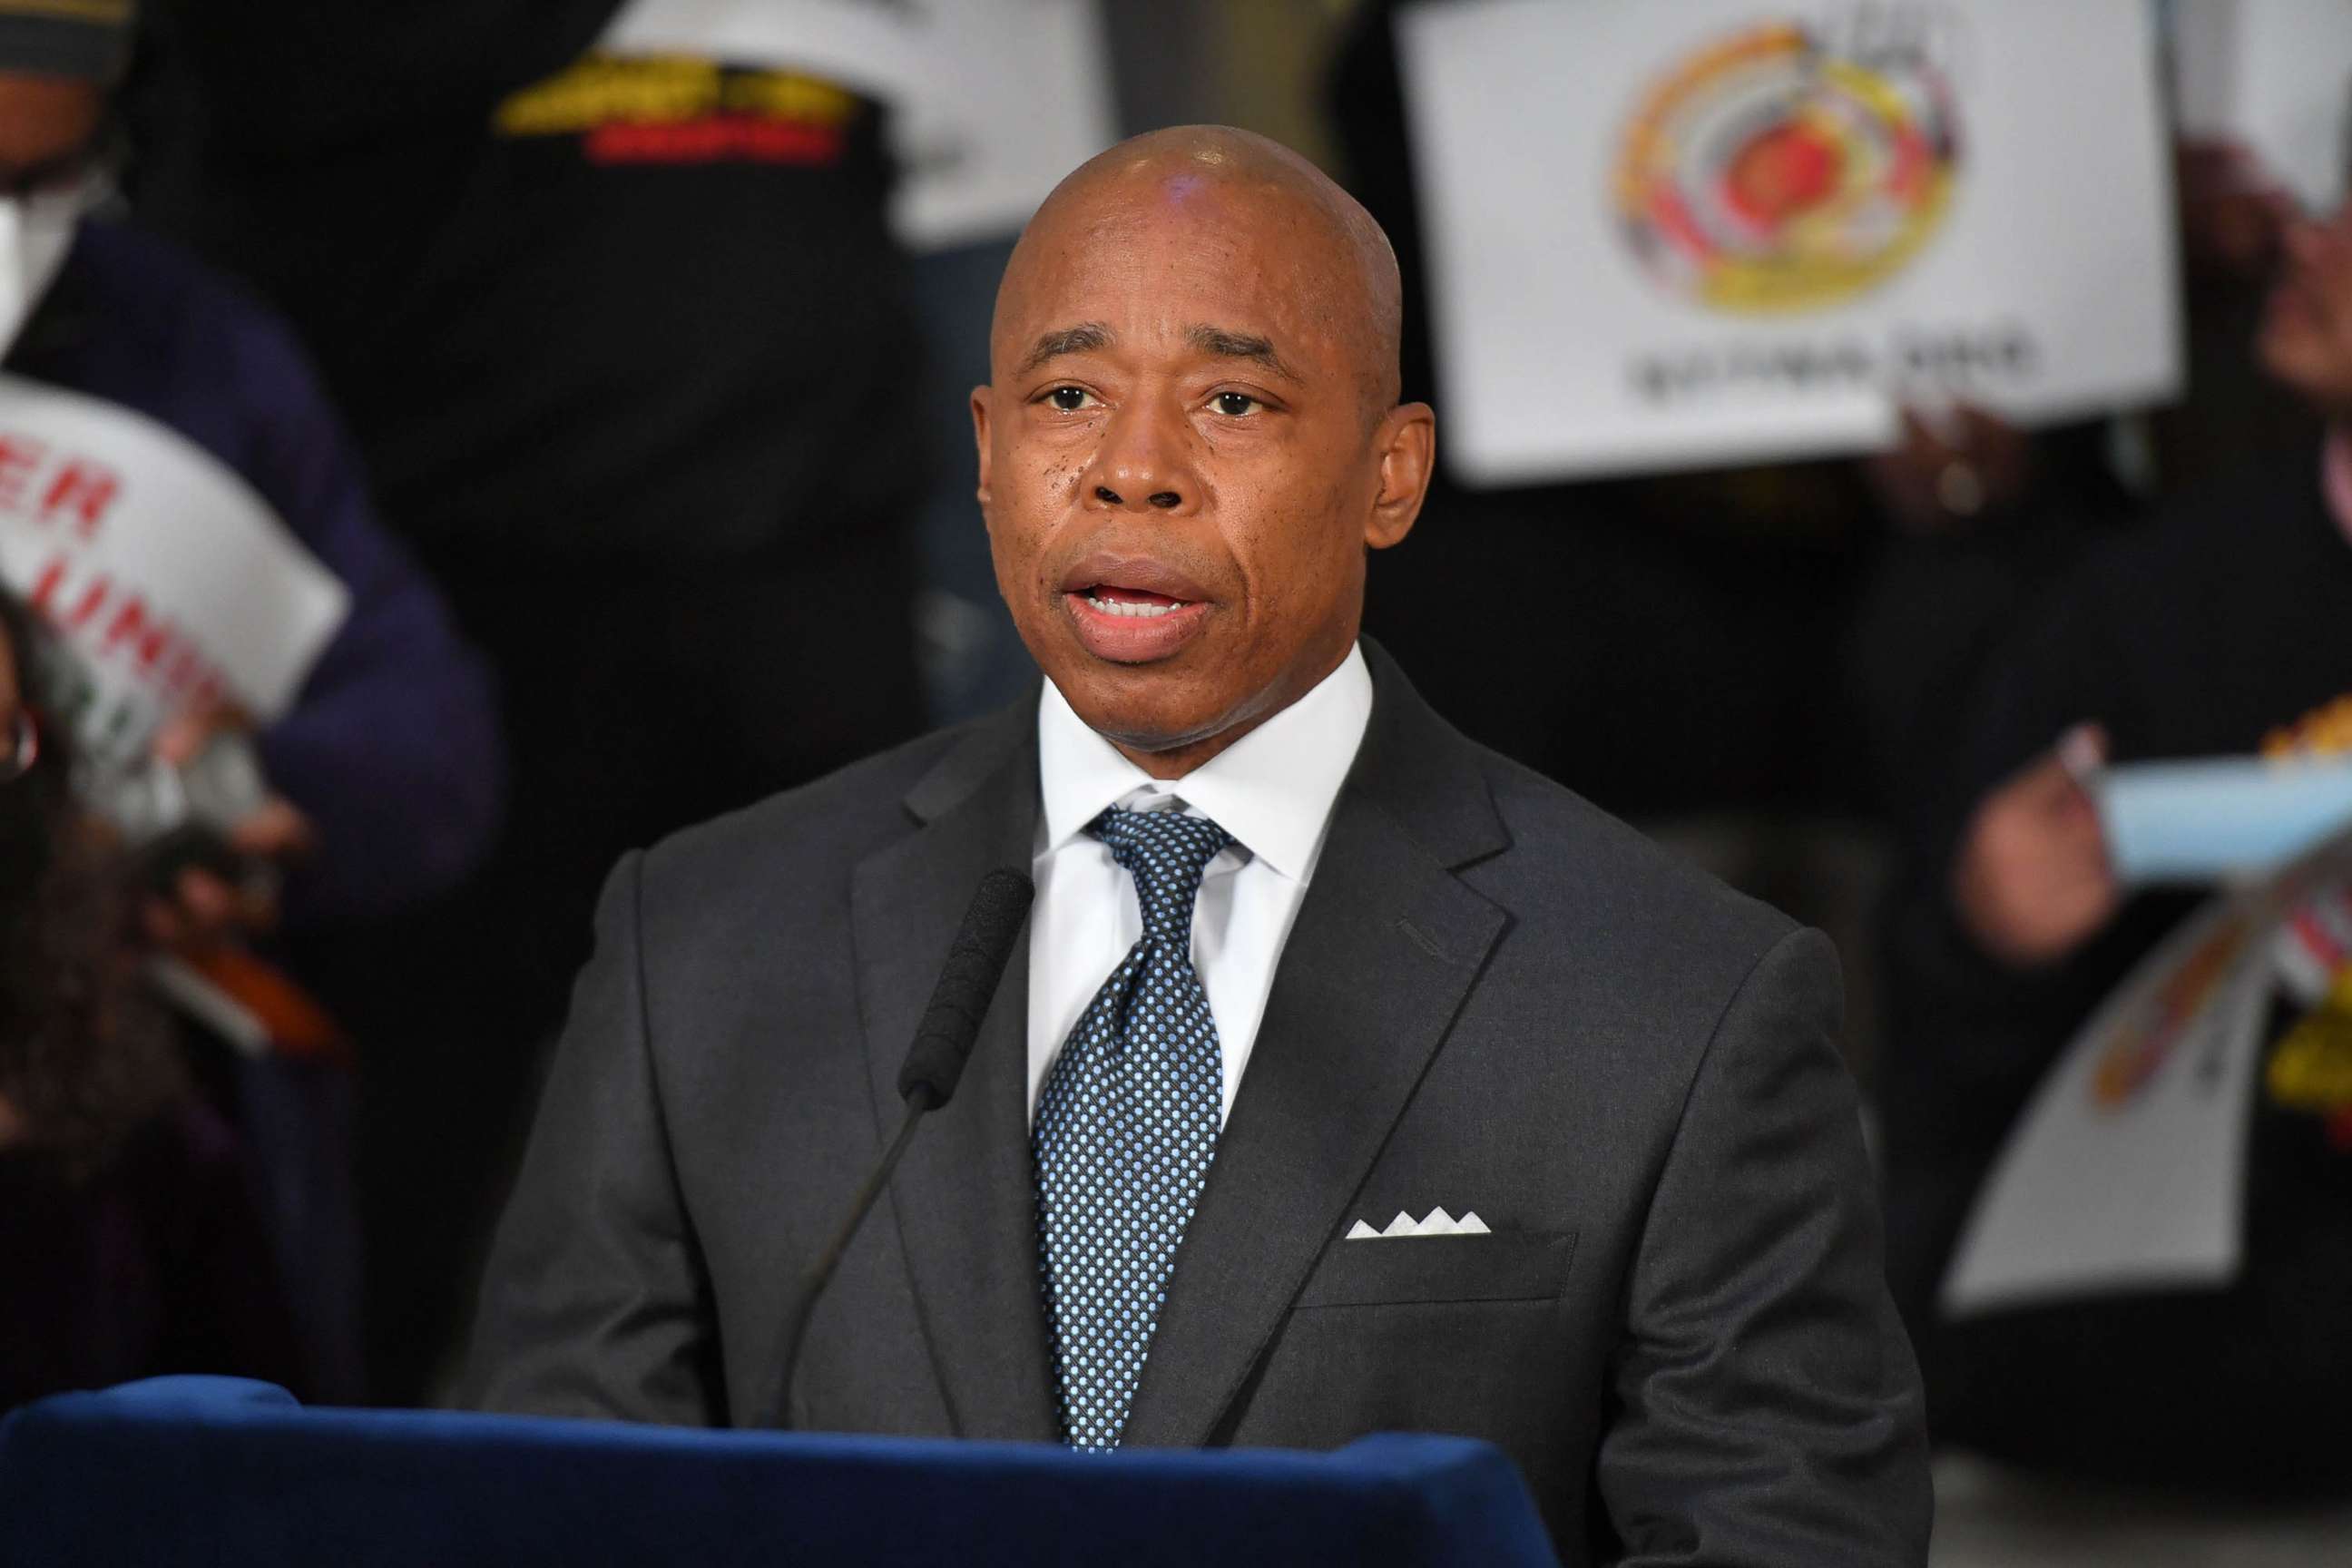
1028,643,1374,1128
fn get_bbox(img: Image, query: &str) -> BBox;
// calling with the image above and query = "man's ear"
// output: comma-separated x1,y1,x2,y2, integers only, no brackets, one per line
1364,401,1436,551
971,385,996,506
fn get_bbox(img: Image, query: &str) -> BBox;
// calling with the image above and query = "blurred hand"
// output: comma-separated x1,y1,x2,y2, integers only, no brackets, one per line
142,863,281,950
1951,725,2119,968
142,704,314,950
152,701,252,769
2176,139,2296,279
2259,200,2352,417
1862,404,2033,535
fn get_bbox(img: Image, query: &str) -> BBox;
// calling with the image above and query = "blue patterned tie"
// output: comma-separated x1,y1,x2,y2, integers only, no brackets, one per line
1034,805,1234,1450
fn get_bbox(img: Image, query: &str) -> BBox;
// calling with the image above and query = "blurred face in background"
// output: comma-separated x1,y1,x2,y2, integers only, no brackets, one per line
0,609,46,886
0,72,101,191
973,141,1432,776
0,72,101,354
2259,200,2352,422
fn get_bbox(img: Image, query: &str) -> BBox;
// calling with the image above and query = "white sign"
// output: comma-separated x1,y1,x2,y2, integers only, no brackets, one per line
0,374,348,771
1397,0,2183,483
2174,0,2352,216
1941,892,2269,1317
603,0,1117,250
1941,829,2352,1318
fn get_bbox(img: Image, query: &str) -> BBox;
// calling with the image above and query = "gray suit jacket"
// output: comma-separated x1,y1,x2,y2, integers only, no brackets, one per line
466,646,1930,1565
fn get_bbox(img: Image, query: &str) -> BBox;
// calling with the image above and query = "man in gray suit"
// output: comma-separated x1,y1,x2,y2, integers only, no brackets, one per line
467,127,1930,1564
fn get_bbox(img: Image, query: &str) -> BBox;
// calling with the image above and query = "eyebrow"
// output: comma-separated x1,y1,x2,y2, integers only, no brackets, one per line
1013,320,1303,382
1018,322,1112,375
1187,323,1299,381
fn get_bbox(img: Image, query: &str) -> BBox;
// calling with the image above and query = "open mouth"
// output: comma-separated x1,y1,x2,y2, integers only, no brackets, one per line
1057,560,1216,662
1077,584,1191,619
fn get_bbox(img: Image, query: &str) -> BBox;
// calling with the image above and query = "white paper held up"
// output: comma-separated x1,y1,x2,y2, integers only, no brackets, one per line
1942,828,2352,1317
0,373,348,773
1396,0,2180,483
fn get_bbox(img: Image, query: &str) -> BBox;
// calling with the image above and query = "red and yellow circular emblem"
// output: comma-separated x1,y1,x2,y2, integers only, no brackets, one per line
1614,23,1961,315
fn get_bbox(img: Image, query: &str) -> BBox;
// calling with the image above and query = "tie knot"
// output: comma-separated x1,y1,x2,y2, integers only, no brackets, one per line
1088,806,1233,939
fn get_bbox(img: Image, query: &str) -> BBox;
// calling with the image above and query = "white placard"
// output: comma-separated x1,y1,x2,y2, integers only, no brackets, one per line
1397,0,2183,483
2174,0,2352,215
1940,831,2352,1317
1941,892,2268,1316
603,0,1117,250
0,374,348,771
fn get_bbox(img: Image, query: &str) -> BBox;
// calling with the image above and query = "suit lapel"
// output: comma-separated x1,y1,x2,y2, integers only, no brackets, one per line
848,699,1061,1442
1121,647,1510,1447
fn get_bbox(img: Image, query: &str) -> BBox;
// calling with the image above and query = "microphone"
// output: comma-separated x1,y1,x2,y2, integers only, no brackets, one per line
769,867,1034,1426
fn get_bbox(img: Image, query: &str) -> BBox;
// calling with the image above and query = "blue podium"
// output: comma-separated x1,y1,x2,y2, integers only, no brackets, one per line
0,1378,1557,1566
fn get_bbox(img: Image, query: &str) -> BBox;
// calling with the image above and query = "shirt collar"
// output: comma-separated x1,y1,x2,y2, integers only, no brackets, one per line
1035,642,1374,885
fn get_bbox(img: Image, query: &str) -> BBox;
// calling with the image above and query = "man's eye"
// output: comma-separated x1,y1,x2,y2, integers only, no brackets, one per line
1211,392,1263,416
1045,387,1094,411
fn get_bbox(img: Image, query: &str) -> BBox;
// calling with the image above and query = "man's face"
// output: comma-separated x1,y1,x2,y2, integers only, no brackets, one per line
0,74,99,193
972,174,1429,772
2259,200,2352,420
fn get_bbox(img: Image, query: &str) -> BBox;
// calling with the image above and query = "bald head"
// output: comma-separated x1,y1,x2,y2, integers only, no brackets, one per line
993,126,1405,419
970,126,1436,778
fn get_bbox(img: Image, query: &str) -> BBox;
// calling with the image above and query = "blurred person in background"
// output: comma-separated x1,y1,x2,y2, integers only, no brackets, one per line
1328,0,2136,834
121,0,927,1399
1855,136,2311,870
1326,0,2138,1102
0,5,503,935
1846,403,2141,851
0,0,504,1399
0,586,303,1409
1878,191,2352,1495
2153,136,2317,500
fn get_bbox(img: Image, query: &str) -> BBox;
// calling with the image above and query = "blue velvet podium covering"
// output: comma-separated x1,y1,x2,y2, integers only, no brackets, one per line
0,1377,1558,1566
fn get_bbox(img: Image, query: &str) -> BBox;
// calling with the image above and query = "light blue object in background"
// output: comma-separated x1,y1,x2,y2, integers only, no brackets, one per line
2097,756,2352,886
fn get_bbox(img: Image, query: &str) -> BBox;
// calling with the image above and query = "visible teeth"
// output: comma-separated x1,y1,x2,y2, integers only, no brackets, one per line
1085,594,1182,619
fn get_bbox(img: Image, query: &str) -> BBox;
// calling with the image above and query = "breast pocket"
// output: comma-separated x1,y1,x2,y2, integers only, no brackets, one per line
1294,1230,1577,1308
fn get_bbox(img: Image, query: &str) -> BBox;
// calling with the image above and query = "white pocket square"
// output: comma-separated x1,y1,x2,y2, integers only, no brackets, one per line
1346,1206,1491,1240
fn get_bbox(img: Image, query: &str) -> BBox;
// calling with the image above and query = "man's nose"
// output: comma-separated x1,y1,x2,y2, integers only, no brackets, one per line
1083,402,1197,514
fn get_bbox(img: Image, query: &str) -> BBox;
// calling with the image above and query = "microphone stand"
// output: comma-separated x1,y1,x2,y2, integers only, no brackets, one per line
766,866,1034,1427
770,1083,940,1416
